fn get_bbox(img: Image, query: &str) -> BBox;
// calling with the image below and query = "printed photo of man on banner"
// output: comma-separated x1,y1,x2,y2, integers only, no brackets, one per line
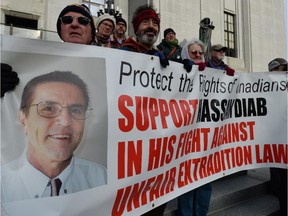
1,44,109,206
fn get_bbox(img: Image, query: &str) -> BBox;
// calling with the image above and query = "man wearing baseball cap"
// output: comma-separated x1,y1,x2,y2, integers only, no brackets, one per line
121,4,169,68
268,58,287,71
207,44,235,76
110,17,127,48
57,4,96,45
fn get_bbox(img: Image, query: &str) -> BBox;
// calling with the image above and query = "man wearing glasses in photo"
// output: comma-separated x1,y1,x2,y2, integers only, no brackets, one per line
1,71,107,203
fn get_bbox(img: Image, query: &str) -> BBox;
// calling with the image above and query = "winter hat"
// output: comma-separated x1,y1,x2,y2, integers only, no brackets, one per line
116,17,127,27
96,14,116,30
57,4,95,41
268,58,287,71
164,28,175,37
132,9,160,34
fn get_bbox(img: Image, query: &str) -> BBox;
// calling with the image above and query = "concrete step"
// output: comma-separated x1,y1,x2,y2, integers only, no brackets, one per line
207,194,279,216
164,168,278,216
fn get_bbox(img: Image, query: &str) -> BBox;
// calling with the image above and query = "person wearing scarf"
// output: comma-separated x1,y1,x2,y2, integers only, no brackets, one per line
157,28,182,62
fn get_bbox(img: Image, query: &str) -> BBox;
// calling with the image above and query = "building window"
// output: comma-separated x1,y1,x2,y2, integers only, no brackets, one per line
5,14,37,30
224,12,236,57
82,0,105,17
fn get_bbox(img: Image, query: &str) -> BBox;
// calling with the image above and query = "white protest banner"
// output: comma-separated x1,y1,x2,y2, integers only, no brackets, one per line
1,35,287,216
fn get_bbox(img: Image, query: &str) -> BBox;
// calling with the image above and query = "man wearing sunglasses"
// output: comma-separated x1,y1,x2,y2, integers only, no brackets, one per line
1,71,107,203
56,4,96,45
207,44,235,76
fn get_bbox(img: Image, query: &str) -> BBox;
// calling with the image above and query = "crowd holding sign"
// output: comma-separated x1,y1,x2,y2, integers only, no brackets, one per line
1,35,287,216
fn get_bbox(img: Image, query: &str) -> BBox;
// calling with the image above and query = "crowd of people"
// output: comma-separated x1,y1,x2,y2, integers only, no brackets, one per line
1,3,287,216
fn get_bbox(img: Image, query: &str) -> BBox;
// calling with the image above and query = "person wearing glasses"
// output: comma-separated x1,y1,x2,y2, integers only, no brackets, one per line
157,28,182,62
110,17,127,49
207,44,235,76
95,14,116,47
180,38,207,73
1,71,107,203
56,4,96,45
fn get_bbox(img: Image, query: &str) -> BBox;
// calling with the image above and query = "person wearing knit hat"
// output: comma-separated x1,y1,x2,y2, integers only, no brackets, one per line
131,5,160,44
57,4,95,45
121,5,169,68
164,28,175,38
95,14,116,47
157,28,182,62
116,17,127,28
121,5,168,216
110,17,127,48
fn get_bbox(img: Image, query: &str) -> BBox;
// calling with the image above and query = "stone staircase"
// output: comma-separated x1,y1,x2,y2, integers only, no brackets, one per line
164,168,280,216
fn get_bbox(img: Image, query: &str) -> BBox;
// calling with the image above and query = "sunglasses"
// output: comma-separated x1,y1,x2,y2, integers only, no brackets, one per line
60,16,91,26
191,50,204,55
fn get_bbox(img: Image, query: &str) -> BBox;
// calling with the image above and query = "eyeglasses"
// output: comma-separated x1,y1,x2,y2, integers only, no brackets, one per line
191,50,204,55
29,101,92,120
60,16,91,26
100,21,114,29
166,32,175,36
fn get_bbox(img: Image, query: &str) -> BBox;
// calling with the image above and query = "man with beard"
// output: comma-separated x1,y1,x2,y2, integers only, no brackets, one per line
120,5,169,68
207,44,234,75
110,17,127,48
120,4,169,216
